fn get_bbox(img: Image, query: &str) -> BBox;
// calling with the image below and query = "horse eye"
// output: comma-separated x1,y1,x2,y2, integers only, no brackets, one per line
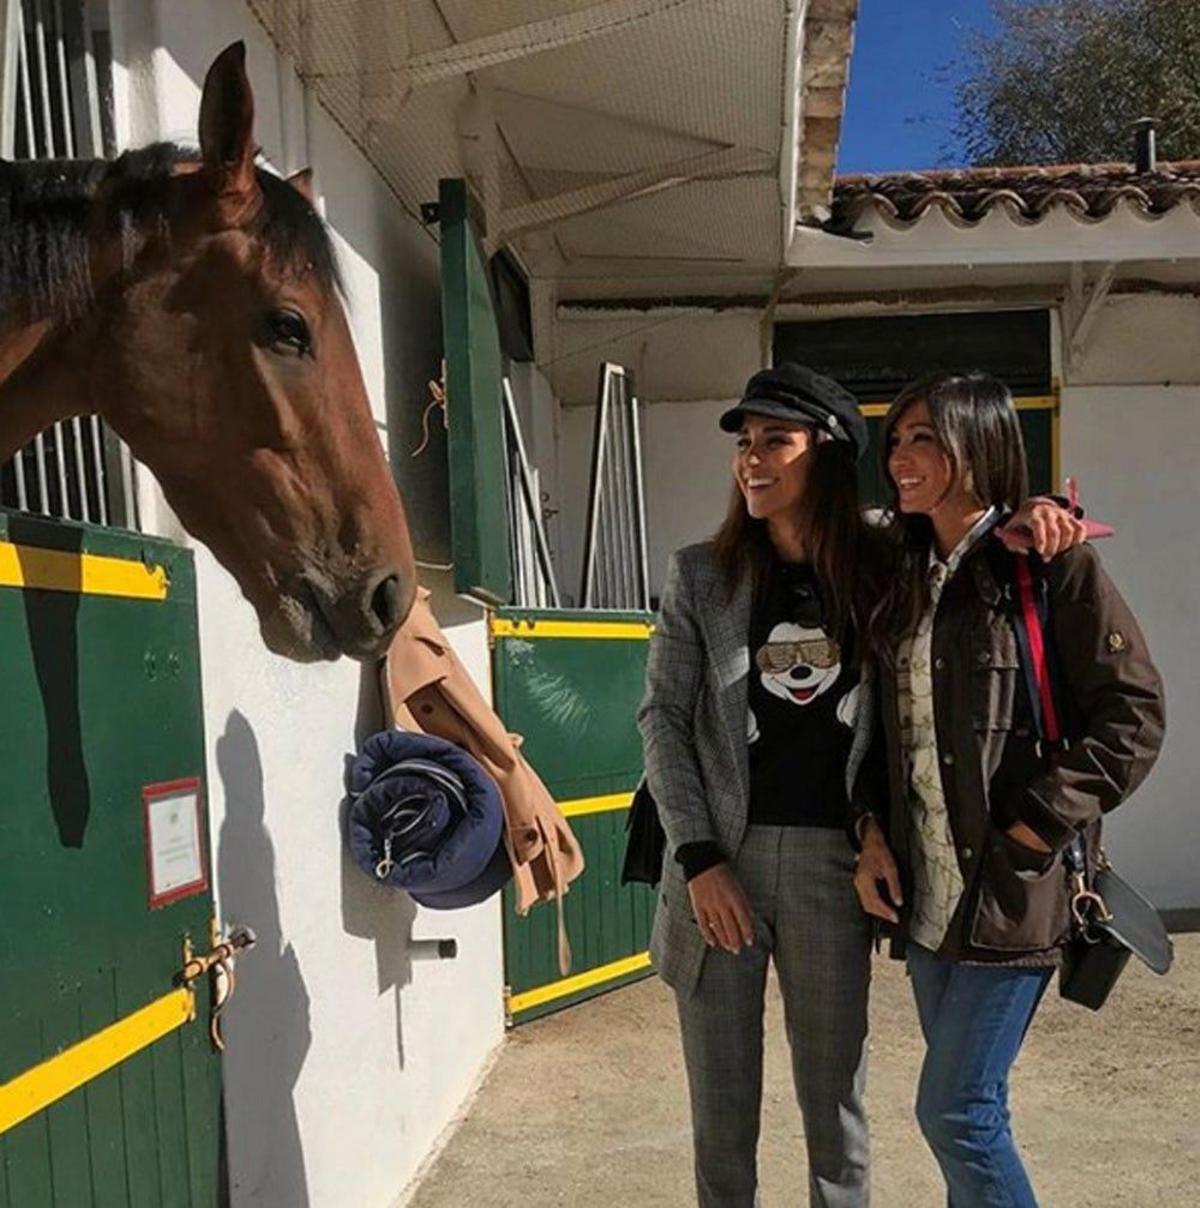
267,309,311,355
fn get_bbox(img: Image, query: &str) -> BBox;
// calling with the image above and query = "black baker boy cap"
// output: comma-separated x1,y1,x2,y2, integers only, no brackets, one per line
719,362,868,461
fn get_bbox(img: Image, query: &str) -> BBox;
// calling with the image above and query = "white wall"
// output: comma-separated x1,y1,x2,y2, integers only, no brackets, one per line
109,3,504,1205
1068,295,1200,387
1062,295,1200,910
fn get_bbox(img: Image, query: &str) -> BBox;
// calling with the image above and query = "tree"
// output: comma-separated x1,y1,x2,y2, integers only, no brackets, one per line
952,0,1200,166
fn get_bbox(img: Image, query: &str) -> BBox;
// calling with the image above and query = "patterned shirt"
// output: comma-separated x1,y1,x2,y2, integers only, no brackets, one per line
897,508,999,951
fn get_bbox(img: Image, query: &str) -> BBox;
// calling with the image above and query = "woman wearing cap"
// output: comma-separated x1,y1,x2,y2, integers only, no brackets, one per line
852,372,1163,1207
638,363,1082,1207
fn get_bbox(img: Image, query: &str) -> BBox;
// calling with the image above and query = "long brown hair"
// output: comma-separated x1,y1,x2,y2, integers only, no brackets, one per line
866,371,1030,662
712,435,875,647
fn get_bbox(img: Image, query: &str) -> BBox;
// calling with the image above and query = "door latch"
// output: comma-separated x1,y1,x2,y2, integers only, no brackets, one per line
179,925,256,1051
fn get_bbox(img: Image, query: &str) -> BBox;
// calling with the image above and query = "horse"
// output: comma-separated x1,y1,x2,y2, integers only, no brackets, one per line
0,41,416,662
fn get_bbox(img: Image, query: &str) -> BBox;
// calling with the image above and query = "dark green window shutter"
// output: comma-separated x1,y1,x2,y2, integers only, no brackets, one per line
439,178,513,605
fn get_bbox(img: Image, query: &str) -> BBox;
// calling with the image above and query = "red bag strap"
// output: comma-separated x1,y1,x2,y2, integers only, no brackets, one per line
1013,554,1062,746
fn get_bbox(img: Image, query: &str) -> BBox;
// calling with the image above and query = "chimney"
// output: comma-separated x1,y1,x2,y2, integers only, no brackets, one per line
1133,118,1157,174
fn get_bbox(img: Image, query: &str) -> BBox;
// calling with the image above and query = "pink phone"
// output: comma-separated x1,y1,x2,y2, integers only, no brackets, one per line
998,476,1115,550
999,518,1115,550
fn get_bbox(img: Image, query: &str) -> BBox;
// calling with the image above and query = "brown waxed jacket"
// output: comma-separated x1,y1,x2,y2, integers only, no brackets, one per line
859,539,1165,966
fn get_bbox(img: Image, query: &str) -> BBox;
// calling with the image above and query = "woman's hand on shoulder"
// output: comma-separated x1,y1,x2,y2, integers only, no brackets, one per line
853,817,903,924
687,863,755,954
999,497,1088,559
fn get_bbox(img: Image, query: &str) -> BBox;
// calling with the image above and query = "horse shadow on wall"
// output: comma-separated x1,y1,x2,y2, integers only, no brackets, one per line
216,710,312,1207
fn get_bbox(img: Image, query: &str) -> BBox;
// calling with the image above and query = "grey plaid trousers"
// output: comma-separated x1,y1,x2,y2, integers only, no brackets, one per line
675,828,871,1208
638,543,876,1206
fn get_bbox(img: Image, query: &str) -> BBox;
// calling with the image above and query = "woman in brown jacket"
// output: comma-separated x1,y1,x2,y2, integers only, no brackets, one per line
852,372,1165,1207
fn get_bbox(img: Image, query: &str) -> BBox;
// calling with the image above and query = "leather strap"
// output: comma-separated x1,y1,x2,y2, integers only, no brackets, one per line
1012,554,1062,747
1007,552,1090,878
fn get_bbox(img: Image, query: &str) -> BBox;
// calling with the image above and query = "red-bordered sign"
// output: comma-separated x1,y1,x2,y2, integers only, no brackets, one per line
142,777,208,909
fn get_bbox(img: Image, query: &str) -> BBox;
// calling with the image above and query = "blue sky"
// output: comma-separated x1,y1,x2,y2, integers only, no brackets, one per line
838,0,1001,174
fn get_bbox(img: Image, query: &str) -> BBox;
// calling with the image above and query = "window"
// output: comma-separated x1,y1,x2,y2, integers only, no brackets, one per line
1,0,134,528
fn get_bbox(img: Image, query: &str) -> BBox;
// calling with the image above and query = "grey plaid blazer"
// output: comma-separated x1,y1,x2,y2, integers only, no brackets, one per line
637,541,875,996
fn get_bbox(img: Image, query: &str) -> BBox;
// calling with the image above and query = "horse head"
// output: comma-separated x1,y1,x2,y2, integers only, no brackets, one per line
88,43,416,661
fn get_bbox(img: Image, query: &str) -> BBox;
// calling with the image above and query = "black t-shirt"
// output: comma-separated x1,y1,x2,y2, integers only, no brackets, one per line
746,562,861,828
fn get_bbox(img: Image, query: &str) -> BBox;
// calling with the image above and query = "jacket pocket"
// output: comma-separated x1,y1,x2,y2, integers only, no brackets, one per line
969,638,1021,732
968,825,1071,952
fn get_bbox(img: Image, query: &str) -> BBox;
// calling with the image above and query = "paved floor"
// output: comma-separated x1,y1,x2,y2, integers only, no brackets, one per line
408,934,1200,1207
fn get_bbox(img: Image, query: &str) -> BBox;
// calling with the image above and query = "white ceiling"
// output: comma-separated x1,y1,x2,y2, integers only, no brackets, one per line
245,0,858,295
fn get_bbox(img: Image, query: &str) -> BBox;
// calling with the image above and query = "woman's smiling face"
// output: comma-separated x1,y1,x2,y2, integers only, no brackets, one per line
733,414,815,521
887,399,960,516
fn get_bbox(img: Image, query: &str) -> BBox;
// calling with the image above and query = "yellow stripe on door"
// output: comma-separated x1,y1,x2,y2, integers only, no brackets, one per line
0,987,196,1135
860,394,1058,419
0,541,169,600
491,617,653,640
508,951,652,1017
559,792,634,818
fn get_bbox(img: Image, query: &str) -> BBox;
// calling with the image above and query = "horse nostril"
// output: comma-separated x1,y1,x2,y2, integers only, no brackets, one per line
369,573,404,632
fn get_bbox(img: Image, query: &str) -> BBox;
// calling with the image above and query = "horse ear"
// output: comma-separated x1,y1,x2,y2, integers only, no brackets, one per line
287,168,315,204
198,41,258,211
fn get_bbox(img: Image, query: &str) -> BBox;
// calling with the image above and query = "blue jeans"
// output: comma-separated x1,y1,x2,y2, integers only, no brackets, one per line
907,944,1053,1207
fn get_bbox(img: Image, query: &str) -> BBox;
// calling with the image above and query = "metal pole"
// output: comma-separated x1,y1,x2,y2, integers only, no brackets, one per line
611,375,633,606
32,0,56,155
33,433,51,515
580,364,613,608
628,381,651,610
88,414,108,525
502,378,561,607
16,3,38,156
50,0,73,156
12,447,29,511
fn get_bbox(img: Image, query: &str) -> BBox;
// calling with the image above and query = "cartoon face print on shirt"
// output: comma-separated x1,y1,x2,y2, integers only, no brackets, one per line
756,622,842,706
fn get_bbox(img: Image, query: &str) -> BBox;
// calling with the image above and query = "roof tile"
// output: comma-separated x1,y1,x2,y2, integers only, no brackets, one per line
824,161,1200,233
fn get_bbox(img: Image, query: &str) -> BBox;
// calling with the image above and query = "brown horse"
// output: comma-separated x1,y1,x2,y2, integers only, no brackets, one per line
0,42,416,662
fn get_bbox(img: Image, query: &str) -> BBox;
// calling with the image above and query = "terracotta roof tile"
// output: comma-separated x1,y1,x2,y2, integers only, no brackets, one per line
823,160,1200,234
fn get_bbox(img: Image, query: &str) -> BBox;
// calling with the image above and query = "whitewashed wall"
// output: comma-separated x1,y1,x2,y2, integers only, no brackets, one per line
108,3,504,1205
1062,295,1200,910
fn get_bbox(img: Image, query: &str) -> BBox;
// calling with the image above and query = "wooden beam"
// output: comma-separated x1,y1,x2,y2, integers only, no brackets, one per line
1069,262,1116,367
486,145,772,252
392,0,709,90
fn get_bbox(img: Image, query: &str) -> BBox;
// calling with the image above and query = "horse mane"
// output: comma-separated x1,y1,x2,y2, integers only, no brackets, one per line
0,142,340,327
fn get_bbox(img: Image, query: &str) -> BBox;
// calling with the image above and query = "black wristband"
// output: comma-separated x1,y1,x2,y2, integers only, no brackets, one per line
675,841,725,882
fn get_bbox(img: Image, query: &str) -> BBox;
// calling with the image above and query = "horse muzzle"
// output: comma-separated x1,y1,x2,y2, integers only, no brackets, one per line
263,570,415,662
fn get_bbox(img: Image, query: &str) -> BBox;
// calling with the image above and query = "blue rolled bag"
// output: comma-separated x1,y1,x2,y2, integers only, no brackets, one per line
344,586,584,973
345,729,512,910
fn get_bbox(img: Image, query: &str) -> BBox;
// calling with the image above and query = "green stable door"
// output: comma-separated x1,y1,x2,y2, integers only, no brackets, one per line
438,182,656,1025
0,512,223,1206
491,612,656,1025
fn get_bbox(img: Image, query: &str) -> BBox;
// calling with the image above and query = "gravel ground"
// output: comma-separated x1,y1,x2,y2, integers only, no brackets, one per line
406,934,1200,1207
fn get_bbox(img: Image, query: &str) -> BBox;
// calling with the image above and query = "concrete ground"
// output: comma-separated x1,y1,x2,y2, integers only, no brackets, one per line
407,934,1199,1207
